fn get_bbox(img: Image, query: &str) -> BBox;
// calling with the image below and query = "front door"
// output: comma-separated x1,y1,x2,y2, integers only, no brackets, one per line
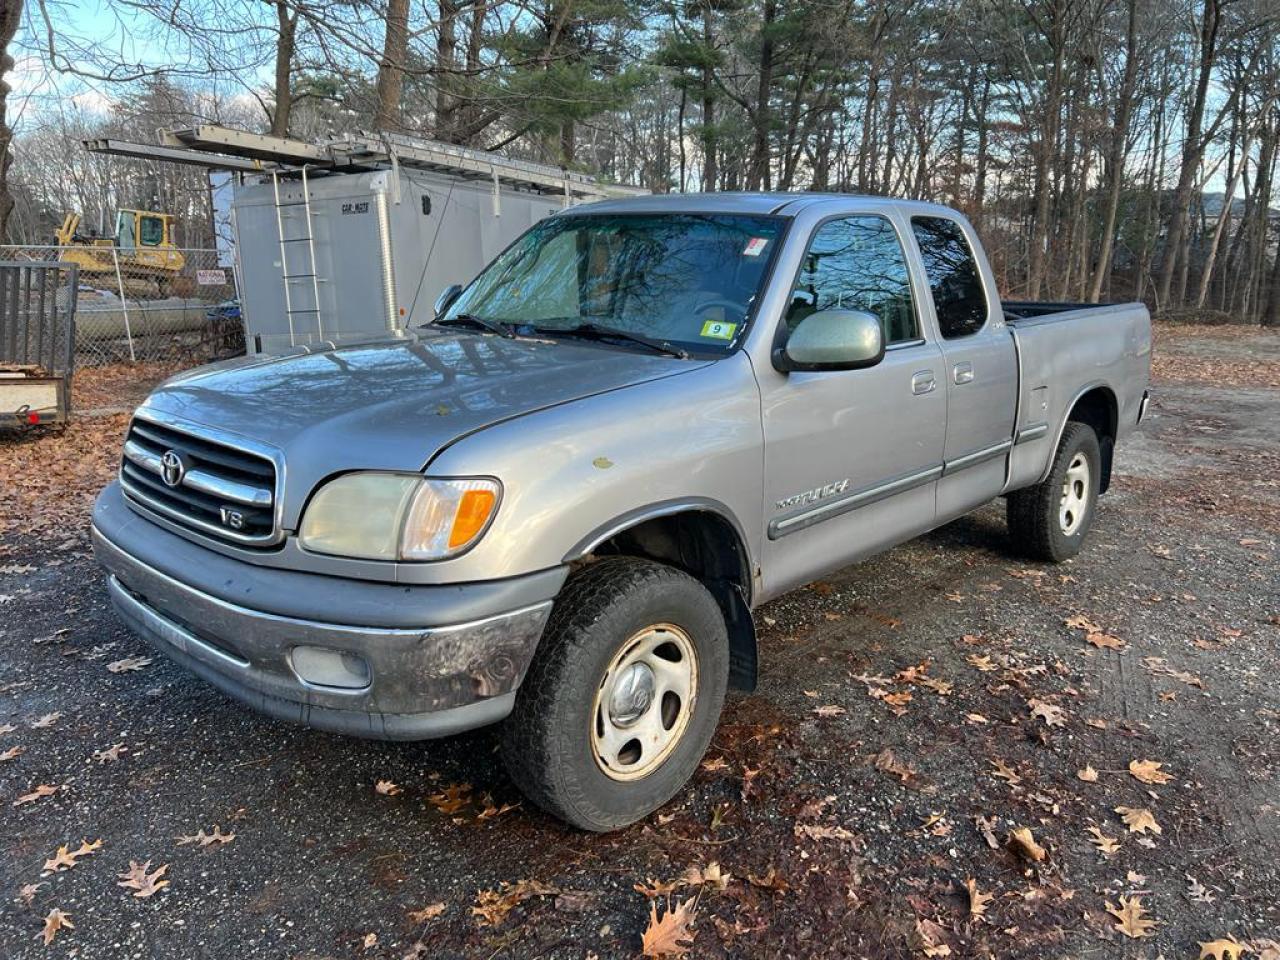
907,215,1017,521
757,212,946,599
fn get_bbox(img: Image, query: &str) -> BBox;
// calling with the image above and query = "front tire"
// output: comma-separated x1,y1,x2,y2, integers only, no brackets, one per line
501,557,729,832
1007,421,1101,563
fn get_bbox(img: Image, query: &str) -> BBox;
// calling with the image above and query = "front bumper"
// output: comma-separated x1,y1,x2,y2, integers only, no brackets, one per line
92,483,562,740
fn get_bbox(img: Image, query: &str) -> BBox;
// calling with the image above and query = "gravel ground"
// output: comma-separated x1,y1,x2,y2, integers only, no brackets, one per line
1,328,1278,959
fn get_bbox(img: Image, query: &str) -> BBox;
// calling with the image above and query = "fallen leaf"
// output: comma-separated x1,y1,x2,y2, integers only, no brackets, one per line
427,783,472,815
13,783,60,807
641,897,697,957
176,826,235,848
1106,895,1156,938
362,932,378,949
407,902,446,924
40,908,73,945
1199,937,1248,960
967,654,997,672
795,823,858,842
883,690,913,713
117,860,170,898
91,743,127,763
1128,759,1173,785
1007,826,1046,862
812,704,846,718
1086,826,1120,855
1,745,23,762
989,758,1022,785
914,917,953,957
42,838,101,872
873,747,916,783
700,756,729,773
1064,614,1100,632
1028,698,1066,727
1186,874,1216,904
17,882,45,906
106,656,153,673
1253,939,1280,960
683,861,731,891
471,879,556,927
634,878,682,899
1116,806,1162,835
965,713,988,724
374,779,402,796
1086,631,1125,650
31,712,61,729
0,722,15,734
975,815,999,849
745,866,789,892
475,799,520,821
1077,765,1099,782
964,877,994,918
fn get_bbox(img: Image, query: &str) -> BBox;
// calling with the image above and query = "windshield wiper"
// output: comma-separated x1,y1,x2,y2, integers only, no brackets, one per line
434,313,515,339
536,322,689,359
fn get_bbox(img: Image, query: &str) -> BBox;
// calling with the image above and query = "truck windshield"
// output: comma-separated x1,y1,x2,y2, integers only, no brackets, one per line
440,213,785,354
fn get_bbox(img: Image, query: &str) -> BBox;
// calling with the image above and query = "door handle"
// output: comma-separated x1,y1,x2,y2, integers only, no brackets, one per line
954,361,974,384
911,370,936,395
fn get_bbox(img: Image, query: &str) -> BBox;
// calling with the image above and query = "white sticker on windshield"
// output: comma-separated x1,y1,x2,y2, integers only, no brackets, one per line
742,237,769,257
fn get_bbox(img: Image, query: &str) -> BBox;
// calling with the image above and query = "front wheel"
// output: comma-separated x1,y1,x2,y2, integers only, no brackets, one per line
1006,421,1101,563
500,557,729,832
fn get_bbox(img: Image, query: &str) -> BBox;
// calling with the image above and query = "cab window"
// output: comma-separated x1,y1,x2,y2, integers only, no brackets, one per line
910,216,988,338
138,216,165,247
785,216,919,345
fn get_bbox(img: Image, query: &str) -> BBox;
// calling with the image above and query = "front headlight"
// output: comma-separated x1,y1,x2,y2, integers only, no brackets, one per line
299,473,500,561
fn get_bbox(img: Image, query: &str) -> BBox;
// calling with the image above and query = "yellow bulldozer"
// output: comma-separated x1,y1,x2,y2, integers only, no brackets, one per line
55,209,186,297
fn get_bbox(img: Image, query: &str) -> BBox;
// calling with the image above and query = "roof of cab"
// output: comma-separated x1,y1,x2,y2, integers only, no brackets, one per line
562,191,961,218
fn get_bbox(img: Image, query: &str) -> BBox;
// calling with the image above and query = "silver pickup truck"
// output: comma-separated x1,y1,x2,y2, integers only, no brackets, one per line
92,193,1150,830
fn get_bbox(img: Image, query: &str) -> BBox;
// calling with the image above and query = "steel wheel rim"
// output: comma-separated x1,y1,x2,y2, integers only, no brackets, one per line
1058,452,1090,535
590,623,698,782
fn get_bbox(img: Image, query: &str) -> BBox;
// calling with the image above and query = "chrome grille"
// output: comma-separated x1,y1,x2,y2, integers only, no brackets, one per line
119,415,280,546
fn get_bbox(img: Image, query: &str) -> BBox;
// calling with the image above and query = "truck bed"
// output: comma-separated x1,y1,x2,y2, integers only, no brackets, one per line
1003,300,1120,322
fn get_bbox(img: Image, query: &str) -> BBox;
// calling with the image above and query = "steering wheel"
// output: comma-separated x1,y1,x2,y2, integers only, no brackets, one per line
689,296,746,325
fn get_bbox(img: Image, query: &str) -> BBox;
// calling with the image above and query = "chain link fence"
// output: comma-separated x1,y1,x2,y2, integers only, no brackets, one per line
0,245,244,366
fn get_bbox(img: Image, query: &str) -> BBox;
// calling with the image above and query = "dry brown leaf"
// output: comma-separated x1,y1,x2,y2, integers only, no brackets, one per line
700,756,729,773
1199,936,1248,960
964,877,994,918
427,783,472,815
471,879,556,927
30,712,61,729
42,838,101,873
989,758,1022,785
634,878,683,899
91,743,126,763
1252,938,1279,960
1007,826,1046,862
1077,765,1099,782
406,902,446,924
40,908,73,945
1106,895,1157,938
1,745,23,762
1128,759,1173,785
1064,614,1101,632
1116,806,1162,835
641,898,697,957
176,826,235,847
873,747,916,782
1186,874,1216,904
1086,631,1125,650
117,860,170,898
106,655,153,673
374,779,402,796
967,654,997,672
975,815,1000,850
683,861,731,891
883,690,913,713
1028,698,1067,727
914,917,953,957
812,704,846,717
475,799,520,821
1086,826,1120,855
18,882,45,906
13,783,60,807
795,823,858,842
745,866,789,892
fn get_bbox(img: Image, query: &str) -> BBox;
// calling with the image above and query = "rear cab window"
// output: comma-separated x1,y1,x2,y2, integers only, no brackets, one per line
910,216,988,338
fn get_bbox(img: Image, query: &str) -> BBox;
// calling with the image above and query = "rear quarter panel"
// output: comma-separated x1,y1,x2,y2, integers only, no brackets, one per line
1005,303,1151,491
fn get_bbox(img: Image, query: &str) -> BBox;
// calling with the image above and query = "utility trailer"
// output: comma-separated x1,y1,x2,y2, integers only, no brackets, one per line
86,127,647,354
0,262,78,428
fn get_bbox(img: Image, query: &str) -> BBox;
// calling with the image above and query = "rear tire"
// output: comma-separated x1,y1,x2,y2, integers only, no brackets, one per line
501,557,729,832
1007,421,1101,563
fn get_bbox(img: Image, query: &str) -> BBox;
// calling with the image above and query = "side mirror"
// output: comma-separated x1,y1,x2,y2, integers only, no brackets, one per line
776,309,885,372
433,283,463,318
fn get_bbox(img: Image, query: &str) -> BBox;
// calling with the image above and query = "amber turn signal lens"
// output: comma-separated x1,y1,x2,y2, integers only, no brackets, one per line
449,488,497,548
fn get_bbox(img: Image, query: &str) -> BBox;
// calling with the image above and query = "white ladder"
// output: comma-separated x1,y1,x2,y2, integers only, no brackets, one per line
271,167,325,345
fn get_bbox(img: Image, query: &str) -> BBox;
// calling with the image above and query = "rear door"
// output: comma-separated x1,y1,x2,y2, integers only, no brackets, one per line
907,214,1017,520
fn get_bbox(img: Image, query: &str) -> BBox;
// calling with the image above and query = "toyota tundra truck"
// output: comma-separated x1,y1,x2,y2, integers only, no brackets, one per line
92,193,1151,831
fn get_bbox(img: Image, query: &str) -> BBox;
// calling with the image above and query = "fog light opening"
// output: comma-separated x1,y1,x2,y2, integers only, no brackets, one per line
290,646,371,690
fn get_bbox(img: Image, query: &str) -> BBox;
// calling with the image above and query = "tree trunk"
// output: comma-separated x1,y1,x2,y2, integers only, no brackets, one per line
1028,29,1066,300
374,0,411,132
747,0,776,190
435,0,459,141
1156,0,1221,309
0,0,22,243
269,2,297,137
1089,0,1138,302
700,4,718,190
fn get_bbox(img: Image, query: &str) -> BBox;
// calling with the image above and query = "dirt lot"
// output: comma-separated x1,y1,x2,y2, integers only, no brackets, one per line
1,327,1278,959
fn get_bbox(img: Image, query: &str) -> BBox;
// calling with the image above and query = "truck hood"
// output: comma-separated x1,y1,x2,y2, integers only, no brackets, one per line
139,331,708,525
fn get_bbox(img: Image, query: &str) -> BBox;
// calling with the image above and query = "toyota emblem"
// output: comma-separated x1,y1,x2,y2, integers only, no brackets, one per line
160,450,187,488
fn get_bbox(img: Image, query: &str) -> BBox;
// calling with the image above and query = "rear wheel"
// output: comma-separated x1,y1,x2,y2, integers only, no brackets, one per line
501,557,728,832
1007,421,1101,563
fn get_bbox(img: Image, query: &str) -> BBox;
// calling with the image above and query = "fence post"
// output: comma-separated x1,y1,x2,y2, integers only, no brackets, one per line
111,247,137,362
